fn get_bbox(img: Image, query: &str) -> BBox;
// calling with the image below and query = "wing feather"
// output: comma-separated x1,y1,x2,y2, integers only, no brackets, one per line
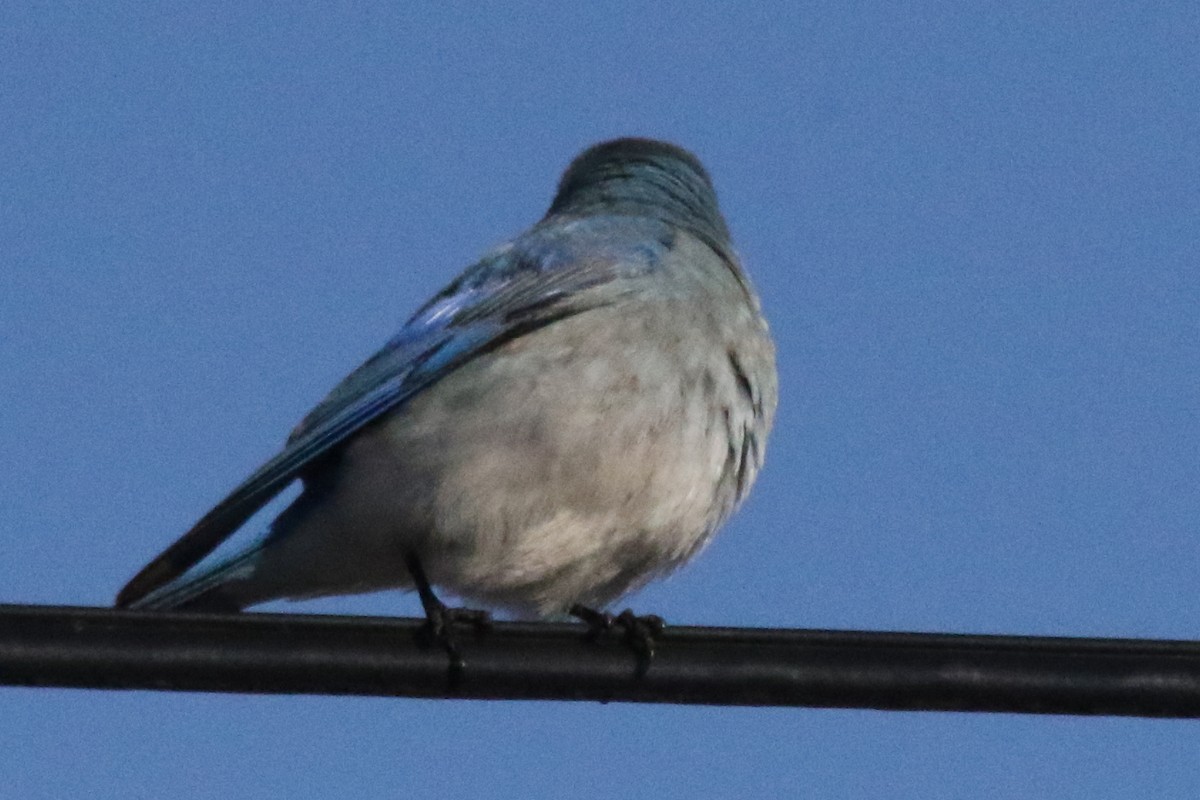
116,217,670,607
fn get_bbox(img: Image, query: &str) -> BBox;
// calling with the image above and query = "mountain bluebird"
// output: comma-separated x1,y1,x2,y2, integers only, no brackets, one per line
117,138,778,639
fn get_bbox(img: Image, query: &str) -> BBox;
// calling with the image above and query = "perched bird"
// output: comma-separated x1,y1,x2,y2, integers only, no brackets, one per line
117,138,777,637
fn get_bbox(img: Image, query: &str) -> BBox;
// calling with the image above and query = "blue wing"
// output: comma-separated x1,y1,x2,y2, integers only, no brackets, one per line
116,216,675,606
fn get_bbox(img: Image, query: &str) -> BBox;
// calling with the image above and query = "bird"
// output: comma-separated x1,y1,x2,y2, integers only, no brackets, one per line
116,137,778,647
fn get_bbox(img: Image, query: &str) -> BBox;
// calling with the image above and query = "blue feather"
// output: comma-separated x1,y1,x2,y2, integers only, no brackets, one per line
117,215,673,606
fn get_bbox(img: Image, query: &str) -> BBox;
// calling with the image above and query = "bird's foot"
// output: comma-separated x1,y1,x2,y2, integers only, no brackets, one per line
570,604,665,677
417,599,493,677
405,551,491,678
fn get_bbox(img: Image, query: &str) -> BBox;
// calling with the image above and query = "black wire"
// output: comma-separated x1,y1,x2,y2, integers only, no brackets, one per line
2,603,1198,717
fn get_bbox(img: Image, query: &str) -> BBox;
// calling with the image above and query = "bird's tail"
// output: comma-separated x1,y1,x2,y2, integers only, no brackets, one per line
123,544,266,612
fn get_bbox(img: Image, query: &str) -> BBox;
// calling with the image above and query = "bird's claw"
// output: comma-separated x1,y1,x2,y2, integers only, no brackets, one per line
418,602,492,677
570,603,665,677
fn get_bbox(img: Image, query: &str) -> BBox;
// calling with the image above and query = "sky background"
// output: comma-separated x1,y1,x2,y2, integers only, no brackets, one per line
2,2,1198,797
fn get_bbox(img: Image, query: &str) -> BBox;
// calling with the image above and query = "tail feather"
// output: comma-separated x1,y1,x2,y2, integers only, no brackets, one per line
124,544,264,611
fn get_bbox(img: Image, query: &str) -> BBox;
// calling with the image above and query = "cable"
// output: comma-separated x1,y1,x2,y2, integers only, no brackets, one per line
1,603,1198,716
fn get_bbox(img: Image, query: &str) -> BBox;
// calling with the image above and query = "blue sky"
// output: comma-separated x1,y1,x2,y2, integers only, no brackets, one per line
2,2,1198,798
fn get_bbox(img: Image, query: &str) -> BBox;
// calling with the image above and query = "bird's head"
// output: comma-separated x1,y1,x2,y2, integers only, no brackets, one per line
547,138,731,249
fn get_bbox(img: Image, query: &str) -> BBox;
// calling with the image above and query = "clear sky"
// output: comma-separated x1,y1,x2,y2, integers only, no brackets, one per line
2,3,1197,798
